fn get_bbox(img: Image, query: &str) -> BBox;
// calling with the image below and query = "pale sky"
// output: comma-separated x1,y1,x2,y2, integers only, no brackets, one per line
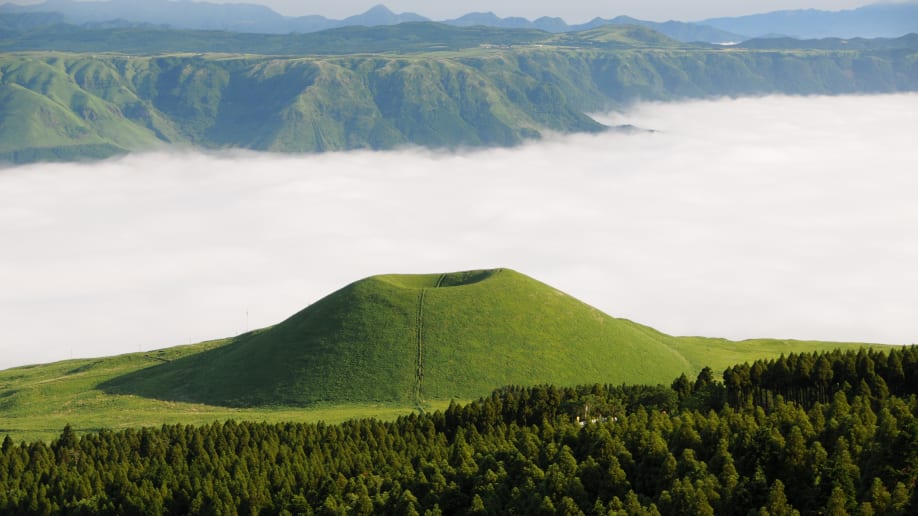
1,94,916,370
2,0,888,23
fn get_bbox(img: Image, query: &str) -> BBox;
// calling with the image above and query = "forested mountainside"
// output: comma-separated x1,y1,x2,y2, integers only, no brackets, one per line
1,24,916,164
1,346,915,514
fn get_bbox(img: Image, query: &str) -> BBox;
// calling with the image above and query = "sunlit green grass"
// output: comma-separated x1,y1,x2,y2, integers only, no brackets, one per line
668,336,890,376
0,269,889,443
0,347,456,442
95,269,697,408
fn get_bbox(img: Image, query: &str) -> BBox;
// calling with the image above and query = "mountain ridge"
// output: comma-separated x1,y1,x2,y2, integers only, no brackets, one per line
701,3,918,40
2,29,916,164
5,1,916,42
0,1,741,42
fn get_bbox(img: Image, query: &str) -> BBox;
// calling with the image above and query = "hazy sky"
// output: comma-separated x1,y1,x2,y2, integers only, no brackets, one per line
3,0,888,22
1,94,916,371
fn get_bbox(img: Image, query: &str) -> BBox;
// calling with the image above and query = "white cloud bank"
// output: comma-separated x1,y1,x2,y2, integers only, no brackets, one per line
1,94,917,370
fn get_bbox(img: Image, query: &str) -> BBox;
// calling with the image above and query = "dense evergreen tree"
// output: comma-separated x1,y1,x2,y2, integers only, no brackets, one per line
0,347,916,514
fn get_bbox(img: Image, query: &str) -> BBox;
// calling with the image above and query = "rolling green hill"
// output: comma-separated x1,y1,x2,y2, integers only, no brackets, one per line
1,23,916,163
0,268,888,441
99,269,693,407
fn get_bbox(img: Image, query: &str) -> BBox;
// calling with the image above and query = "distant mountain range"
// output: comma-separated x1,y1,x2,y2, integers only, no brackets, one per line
703,3,918,40
1,0,916,42
443,12,742,44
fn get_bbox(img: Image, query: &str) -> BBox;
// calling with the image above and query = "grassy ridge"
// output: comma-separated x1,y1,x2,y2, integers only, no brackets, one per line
0,51,603,161
1,28,916,163
0,268,889,442
0,22,556,55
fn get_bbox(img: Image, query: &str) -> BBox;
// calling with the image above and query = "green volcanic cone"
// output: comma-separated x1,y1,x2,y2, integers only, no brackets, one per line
102,268,691,407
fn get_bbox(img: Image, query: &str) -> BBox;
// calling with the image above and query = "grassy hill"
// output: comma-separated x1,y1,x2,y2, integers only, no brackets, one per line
99,269,694,407
1,24,916,163
0,343,438,443
0,268,888,441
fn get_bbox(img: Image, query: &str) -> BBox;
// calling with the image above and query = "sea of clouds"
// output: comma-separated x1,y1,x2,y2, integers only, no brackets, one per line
1,94,916,370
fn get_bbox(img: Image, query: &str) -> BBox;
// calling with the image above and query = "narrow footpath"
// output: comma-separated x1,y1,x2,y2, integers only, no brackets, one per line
414,288,426,408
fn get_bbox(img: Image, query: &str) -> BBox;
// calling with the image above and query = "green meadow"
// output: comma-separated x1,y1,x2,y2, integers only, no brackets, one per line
0,269,887,442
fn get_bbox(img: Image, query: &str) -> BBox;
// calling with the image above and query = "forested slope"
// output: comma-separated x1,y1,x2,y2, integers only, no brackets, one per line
2,346,915,514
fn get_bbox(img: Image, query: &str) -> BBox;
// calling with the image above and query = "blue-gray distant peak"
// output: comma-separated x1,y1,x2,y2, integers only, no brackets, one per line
1,1,914,40
701,3,918,39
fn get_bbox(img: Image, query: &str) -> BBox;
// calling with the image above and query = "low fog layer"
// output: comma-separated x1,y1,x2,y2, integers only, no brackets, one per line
1,94,916,370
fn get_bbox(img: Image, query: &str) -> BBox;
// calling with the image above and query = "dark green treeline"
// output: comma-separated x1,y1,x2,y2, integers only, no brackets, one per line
1,346,916,514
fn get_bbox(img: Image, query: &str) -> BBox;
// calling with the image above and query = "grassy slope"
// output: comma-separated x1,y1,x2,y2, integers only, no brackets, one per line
100,276,421,407
668,336,889,373
0,51,604,161
0,341,453,443
98,269,692,407
0,268,888,442
1,25,916,163
0,288,369,441
0,54,180,161
419,269,691,399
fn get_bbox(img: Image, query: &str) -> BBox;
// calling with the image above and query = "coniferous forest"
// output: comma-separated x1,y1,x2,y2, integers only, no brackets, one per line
1,347,916,515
